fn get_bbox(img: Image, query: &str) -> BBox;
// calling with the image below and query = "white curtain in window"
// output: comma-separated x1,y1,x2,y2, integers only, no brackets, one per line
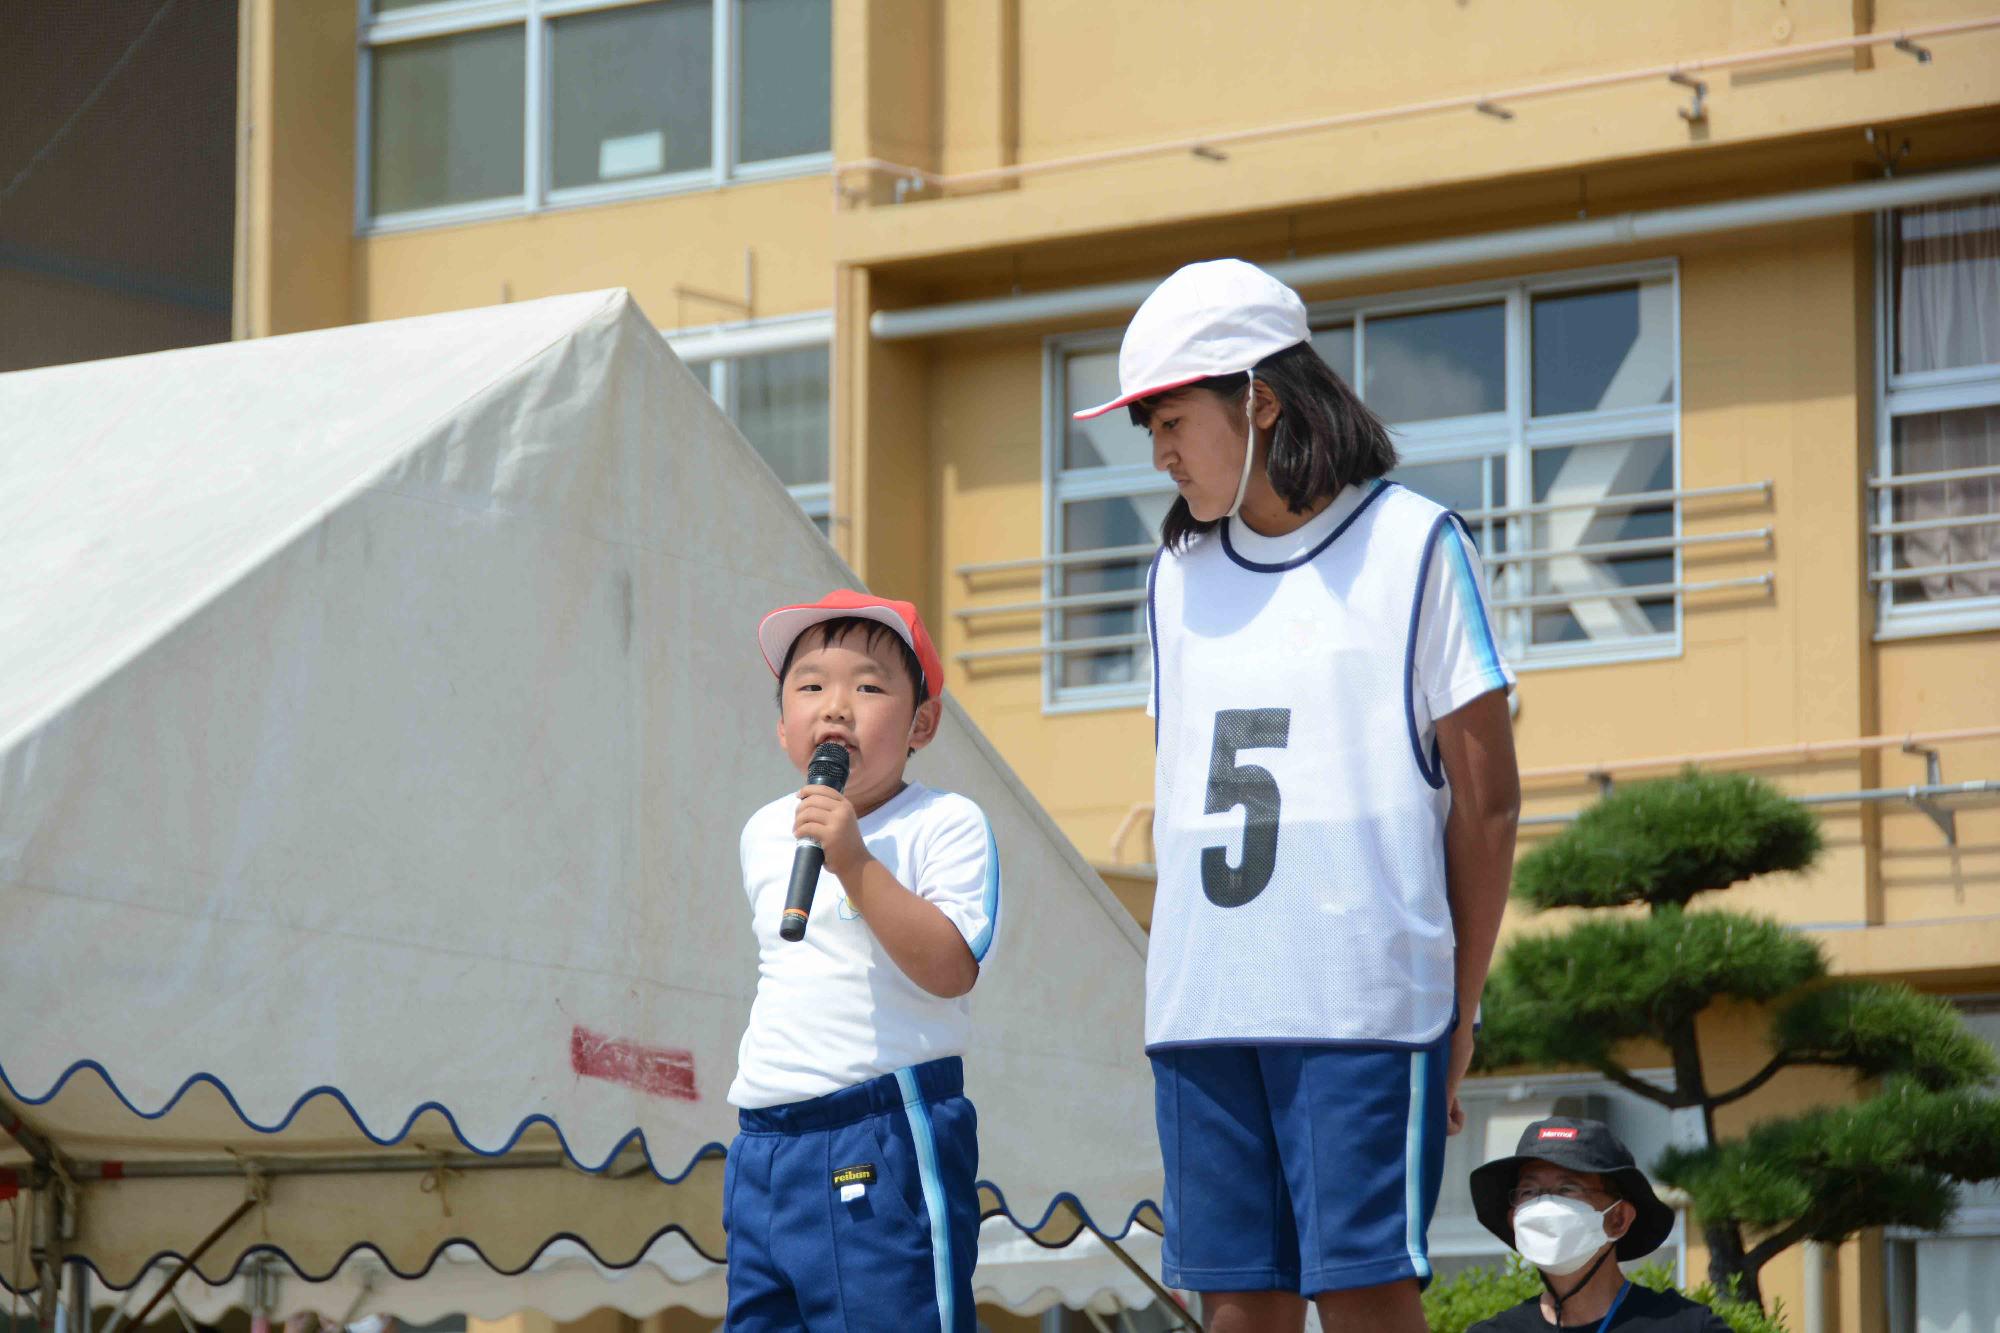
1895,195,2000,599
1915,1235,2000,1333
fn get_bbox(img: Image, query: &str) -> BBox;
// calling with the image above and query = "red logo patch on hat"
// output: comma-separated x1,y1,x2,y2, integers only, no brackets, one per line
1538,1127,1579,1140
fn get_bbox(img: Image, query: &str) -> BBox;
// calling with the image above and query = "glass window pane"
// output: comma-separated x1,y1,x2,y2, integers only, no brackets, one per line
1894,195,2000,375
1063,348,1151,470
1529,436,1674,645
1888,405,2000,604
1311,322,1355,387
370,28,525,216
734,346,830,487
739,0,832,163
1362,303,1504,424
550,0,712,190
1057,494,1170,689
1532,281,1675,416
1390,454,1508,556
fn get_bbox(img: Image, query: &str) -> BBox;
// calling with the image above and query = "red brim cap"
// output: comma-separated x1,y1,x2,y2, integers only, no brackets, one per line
1070,372,1209,421
759,589,944,701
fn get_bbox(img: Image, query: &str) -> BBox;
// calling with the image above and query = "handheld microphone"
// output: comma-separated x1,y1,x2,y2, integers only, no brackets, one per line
780,741,852,942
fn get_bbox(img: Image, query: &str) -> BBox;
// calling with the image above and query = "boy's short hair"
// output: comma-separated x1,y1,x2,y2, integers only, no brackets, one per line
775,616,932,708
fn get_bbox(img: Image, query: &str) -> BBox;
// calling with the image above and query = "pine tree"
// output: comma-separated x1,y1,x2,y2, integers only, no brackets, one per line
1476,769,2000,1307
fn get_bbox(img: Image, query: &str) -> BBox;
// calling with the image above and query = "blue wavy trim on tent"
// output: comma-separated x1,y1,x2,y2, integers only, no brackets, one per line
1,1057,1164,1267
977,1182,1161,1249
0,1057,721,1182
0,1225,727,1297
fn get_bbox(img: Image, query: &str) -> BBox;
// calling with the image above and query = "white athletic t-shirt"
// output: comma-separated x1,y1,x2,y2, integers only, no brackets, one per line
1143,480,1514,1049
728,781,1002,1109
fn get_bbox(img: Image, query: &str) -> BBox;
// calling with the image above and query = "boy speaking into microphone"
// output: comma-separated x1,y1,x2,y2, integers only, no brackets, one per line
724,590,1002,1331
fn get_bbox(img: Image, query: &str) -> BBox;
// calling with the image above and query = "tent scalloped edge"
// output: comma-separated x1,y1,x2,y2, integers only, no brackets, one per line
1,1057,1162,1254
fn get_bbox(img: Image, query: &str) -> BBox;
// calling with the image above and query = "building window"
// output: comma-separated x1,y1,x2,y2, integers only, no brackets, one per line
672,316,831,533
1886,998,2000,1333
1043,264,1682,709
1432,1071,1687,1285
1873,195,2000,638
358,0,833,230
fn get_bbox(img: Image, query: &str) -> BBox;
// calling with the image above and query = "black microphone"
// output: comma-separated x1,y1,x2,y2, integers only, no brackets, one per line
780,741,852,942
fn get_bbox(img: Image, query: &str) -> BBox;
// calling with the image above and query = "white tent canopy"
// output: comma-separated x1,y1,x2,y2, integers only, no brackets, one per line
0,291,1160,1313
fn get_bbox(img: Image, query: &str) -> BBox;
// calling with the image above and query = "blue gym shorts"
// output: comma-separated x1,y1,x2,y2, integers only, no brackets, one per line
723,1055,979,1332
1149,1030,1450,1297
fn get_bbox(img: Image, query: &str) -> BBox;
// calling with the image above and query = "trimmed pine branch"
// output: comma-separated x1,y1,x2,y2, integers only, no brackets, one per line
1514,769,1821,912
1770,981,2000,1091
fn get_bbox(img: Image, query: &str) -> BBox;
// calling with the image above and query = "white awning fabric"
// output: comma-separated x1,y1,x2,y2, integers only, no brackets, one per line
0,291,1160,1309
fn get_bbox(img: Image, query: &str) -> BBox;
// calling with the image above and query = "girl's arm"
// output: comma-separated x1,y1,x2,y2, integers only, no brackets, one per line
1435,688,1521,1131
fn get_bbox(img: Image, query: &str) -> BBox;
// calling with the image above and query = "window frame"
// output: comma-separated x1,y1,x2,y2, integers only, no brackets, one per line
667,311,833,526
1871,209,2000,641
1040,259,1684,713
356,0,832,235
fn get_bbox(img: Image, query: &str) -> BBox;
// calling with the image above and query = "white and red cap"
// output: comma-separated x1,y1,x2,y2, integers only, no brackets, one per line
759,589,945,701
1071,259,1310,421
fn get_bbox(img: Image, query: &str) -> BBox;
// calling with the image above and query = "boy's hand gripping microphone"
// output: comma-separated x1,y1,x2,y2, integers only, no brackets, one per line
780,741,852,941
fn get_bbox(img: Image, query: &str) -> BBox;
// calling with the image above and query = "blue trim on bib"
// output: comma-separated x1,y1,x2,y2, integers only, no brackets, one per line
1219,478,1391,573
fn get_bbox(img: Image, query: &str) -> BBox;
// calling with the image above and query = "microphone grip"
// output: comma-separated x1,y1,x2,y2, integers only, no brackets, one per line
780,838,824,941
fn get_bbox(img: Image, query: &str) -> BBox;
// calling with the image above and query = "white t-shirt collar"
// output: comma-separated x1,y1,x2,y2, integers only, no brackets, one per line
1223,483,1366,565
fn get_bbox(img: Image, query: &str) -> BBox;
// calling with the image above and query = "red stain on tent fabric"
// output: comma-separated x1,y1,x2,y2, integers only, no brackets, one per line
569,1026,698,1101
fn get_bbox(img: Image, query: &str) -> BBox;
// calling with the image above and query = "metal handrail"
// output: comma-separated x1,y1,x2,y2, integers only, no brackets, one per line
1870,557,2000,584
957,543,1157,578
1868,463,2000,489
1486,527,1770,566
1869,512,2000,537
957,631,1149,664
953,483,1772,579
1519,724,2000,783
1458,480,1768,523
1519,780,2000,827
1489,573,1770,612
956,587,1147,620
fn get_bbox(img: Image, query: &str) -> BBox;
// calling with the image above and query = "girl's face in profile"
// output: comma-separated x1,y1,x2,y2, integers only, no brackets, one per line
1143,384,1277,522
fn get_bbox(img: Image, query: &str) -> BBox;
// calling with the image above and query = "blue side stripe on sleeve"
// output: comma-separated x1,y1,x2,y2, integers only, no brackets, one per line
1441,516,1508,692
966,812,1001,963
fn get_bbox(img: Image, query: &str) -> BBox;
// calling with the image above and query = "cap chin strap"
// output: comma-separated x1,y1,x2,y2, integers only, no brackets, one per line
1225,368,1258,520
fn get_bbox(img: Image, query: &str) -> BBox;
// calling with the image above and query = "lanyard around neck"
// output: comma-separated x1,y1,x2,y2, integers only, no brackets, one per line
1592,1281,1634,1333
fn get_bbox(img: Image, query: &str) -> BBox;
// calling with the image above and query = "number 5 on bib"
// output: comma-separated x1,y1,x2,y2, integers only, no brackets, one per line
1201,708,1291,907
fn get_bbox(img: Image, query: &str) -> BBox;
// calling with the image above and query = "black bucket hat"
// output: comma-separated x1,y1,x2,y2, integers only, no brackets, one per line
1469,1116,1676,1261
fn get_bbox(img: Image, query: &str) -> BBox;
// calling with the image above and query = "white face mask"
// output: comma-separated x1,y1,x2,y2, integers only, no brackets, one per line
1513,1195,1617,1276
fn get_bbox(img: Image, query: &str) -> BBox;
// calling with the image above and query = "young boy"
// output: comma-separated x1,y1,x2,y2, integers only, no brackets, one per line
724,589,1001,1332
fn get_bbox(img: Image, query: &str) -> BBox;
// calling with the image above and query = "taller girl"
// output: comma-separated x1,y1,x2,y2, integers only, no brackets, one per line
1075,261,1520,1333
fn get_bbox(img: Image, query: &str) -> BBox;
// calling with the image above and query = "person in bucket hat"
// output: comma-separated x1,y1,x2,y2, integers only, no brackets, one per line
1109,258,1521,1332
1467,1117,1726,1333
723,590,1003,1332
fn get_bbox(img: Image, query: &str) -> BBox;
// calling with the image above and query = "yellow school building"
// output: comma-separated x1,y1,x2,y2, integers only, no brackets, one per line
236,2,2000,1329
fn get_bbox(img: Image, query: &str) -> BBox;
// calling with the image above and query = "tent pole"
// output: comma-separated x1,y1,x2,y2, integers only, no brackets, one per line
61,1263,86,1333
1092,1229,1202,1332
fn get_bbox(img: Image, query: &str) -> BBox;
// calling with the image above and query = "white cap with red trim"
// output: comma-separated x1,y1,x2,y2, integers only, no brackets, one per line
1071,259,1310,422
758,589,945,702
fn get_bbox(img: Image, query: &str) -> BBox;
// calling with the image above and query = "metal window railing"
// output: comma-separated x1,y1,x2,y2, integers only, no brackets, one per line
953,483,1775,665
1866,465,2000,597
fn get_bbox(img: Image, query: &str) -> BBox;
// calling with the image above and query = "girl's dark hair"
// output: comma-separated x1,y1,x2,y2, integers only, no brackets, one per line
1129,339,1397,551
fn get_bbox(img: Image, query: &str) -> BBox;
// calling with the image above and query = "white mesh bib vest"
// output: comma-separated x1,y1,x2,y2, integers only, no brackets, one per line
1145,480,1470,1050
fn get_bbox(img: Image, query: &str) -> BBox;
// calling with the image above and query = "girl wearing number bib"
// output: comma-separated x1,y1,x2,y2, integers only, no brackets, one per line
1074,261,1521,1333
